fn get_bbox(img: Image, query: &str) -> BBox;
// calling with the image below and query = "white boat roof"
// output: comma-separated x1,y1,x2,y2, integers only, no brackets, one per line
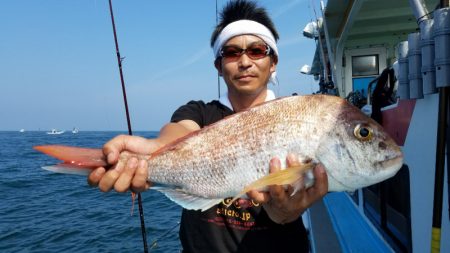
323,0,437,44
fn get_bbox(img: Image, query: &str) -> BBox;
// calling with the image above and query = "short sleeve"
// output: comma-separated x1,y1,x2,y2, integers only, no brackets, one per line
170,100,233,128
170,100,207,127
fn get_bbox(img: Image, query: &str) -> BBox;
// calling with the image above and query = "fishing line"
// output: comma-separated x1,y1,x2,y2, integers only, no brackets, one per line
149,222,181,251
108,1,149,252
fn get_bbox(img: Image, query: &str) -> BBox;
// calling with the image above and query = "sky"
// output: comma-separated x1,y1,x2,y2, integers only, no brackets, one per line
1,0,321,131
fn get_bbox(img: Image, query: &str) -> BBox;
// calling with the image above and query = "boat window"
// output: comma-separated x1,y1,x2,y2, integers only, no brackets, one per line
352,55,379,76
352,77,376,103
347,54,380,108
363,164,412,252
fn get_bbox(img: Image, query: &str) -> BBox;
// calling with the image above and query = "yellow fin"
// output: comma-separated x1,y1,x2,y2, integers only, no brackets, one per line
228,163,315,205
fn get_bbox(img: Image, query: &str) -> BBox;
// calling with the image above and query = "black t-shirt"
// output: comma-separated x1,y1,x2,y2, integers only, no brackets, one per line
171,100,309,253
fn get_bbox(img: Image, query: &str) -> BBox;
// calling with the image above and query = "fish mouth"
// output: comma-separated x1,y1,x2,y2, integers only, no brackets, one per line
331,154,404,191
378,154,403,170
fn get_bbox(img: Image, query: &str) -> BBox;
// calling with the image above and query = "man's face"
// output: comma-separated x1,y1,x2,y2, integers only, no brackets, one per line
216,35,277,96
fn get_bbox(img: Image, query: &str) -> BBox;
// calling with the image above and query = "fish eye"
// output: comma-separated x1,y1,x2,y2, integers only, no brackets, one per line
354,124,373,141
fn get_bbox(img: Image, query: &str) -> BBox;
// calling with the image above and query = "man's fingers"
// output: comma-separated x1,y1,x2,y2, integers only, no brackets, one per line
88,167,106,187
269,157,281,173
131,160,150,192
103,135,155,164
269,184,286,202
268,156,300,202
98,161,124,192
102,135,128,164
267,157,287,201
286,154,299,167
90,135,156,193
311,164,328,195
247,190,270,204
114,157,139,192
304,164,328,202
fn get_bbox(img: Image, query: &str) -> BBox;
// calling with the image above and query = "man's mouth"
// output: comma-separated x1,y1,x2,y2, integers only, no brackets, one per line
236,75,256,81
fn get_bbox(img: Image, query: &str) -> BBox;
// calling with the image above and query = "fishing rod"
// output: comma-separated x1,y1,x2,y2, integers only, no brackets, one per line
107,1,149,252
216,0,221,99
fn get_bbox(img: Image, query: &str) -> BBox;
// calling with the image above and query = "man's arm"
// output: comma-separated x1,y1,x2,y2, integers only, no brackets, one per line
87,120,200,192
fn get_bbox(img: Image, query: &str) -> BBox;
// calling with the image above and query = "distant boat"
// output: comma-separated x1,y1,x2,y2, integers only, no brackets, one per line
19,129,25,133
72,128,79,134
47,129,65,135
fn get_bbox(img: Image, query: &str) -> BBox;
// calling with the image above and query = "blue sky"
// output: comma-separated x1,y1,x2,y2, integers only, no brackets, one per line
1,0,320,131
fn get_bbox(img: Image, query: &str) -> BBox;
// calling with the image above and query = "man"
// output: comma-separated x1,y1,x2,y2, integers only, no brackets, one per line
88,0,328,252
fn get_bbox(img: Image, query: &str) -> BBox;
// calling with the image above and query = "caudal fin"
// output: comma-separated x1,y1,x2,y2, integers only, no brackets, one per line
41,164,95,176
33,145,107,174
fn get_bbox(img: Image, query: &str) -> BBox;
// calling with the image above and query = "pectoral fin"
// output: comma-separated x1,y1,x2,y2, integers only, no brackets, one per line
228,163,315,205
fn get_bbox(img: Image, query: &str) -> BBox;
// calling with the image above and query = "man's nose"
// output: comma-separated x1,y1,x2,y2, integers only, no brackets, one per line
238,53,252,69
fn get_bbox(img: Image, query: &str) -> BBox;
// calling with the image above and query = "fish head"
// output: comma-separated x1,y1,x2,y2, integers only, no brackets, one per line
316,100,403,191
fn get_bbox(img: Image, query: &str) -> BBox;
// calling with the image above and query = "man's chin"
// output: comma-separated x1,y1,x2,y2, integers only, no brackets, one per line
232,84,265,94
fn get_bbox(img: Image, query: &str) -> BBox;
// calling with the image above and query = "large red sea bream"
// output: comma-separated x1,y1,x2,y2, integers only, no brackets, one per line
34,95,403,211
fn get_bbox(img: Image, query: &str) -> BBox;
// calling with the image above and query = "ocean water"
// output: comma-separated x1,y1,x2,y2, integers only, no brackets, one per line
0,131,182,253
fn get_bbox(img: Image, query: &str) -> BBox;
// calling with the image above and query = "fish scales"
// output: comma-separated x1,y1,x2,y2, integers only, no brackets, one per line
34,94,403,211
146,95,379,198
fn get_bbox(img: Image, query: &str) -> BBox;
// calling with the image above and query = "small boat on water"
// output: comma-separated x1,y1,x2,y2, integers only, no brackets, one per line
47,129,65,135
19,129,25,133
72,128,79,134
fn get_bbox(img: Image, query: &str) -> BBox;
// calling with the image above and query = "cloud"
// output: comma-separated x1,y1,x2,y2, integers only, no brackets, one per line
145,47,210,83
278,35,308,48
271,0,304,18
184,47,211,66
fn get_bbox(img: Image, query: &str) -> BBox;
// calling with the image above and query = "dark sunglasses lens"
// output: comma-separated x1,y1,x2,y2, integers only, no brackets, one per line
220,44,269,59
247,45,268,59
221,46,242,58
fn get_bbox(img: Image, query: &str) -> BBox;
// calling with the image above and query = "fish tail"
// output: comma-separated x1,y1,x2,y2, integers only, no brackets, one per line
229,163,315,204
33,145,107,175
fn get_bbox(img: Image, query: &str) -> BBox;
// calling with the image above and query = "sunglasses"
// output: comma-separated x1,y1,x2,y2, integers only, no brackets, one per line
220,44,272,60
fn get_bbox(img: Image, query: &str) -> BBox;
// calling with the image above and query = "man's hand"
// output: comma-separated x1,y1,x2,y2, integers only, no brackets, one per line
87,122,199,193
247,154,328,224
87,135,157,193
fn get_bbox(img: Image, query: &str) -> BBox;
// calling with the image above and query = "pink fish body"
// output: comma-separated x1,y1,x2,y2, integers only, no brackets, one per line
35,95,403,210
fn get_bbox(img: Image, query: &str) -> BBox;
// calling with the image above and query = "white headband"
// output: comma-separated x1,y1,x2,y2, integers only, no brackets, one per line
213,20,278,58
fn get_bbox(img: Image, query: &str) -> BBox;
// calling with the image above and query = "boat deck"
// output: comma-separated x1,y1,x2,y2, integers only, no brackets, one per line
307,192,394,253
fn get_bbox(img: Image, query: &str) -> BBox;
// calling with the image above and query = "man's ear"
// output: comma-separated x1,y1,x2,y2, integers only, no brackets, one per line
270,55,278,73
214,58,223,76
272,55,278,65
